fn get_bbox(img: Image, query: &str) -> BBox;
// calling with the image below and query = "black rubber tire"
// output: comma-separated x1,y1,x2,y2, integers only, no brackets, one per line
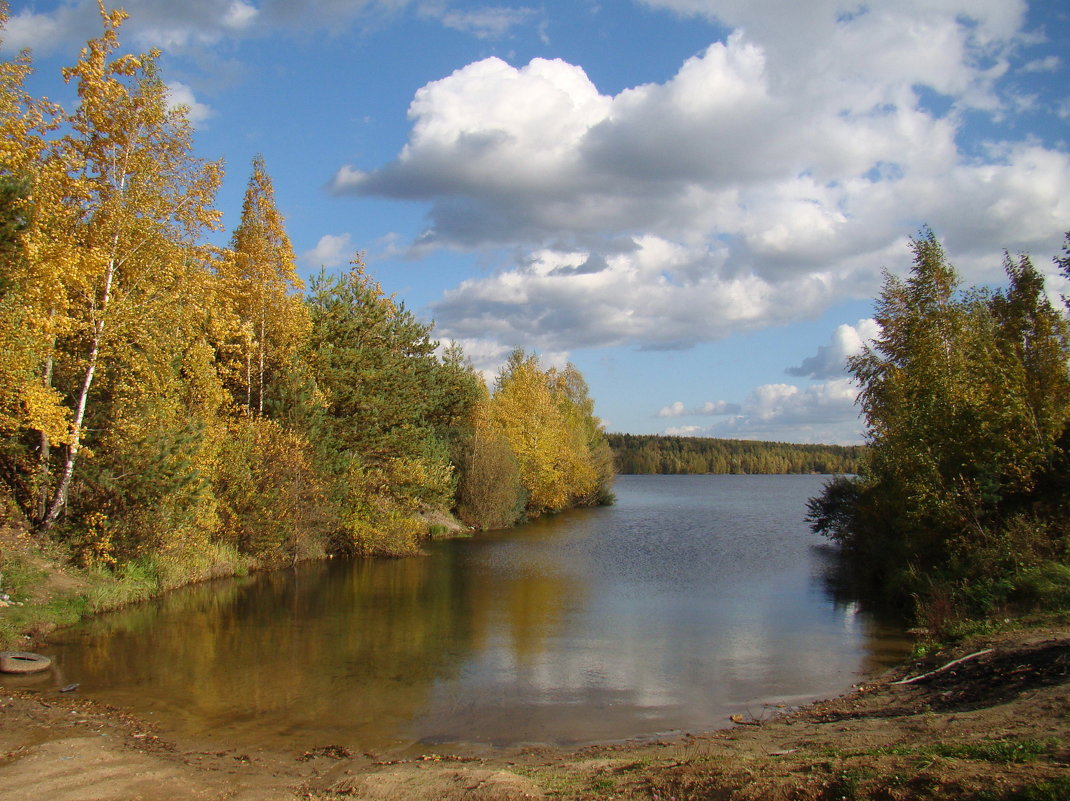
0,651,52,674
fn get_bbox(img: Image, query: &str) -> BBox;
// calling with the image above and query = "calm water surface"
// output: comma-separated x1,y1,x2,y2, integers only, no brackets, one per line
16,475,909,753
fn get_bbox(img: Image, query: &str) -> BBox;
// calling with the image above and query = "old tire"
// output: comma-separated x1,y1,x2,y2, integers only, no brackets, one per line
0,651,52,674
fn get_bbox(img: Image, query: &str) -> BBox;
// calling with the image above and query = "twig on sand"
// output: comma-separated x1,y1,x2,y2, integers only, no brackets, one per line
891,648,995,686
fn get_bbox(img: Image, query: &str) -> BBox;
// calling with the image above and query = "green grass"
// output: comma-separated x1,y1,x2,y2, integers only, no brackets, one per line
824,738,1052,765
822,767,874,801
0,549,91,646
83,559,160,610
588,776,616,793
926,740,1051,764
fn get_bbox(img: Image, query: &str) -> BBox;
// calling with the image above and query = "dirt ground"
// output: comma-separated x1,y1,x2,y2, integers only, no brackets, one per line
0,623,1067,800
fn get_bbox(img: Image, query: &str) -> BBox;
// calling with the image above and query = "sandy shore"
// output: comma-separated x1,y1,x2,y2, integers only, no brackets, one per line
1,621,1067,800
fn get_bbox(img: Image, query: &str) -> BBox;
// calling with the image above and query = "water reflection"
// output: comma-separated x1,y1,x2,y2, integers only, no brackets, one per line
23,475,908,753
808,542,914,671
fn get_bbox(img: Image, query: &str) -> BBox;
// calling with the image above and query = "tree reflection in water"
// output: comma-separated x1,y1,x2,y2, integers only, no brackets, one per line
37,476,908,753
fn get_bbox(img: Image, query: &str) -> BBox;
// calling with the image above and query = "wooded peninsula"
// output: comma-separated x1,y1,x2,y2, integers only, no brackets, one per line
808,229,1070,627
0,6,613,596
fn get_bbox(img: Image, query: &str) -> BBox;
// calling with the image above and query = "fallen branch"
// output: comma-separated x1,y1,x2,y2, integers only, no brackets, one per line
891,648,995,685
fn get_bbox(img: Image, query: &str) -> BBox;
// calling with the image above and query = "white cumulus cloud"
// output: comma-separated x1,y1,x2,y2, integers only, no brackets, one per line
670,379,864,444
657,400,740,418
429,236,859,353
335,0,1069,353
165,81,215,126
302,233,355,268
664,425,705,436
787,319,881,380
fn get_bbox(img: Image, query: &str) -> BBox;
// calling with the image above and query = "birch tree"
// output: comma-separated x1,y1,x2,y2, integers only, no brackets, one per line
36,3,222,530
0,8,81,520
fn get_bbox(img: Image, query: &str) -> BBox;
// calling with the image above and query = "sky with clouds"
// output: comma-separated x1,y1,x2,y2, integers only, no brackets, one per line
6,0,1069,444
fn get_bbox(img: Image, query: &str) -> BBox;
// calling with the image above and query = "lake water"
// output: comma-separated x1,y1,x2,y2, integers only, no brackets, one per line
19,475,909,754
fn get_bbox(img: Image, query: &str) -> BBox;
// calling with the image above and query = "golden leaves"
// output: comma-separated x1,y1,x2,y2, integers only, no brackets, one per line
483,351,609,516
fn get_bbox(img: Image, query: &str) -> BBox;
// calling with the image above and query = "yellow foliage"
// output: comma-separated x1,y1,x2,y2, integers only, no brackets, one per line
345,511,424,558
218,156,310,413
486,353,570,513
213,417,328,561
73,511,117,568
483,351,611,517
25,5,224,528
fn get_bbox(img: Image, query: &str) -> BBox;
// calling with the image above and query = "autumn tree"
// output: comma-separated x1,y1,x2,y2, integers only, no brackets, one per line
549,363,615,505
3,4,221,534
219,156,309,415
456,414,525,529
481,350,614,520
0,20,72,518
809,229,1070,616
484,350,570,514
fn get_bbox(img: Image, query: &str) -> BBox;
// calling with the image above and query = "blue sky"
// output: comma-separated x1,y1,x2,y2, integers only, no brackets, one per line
5,0,1069,444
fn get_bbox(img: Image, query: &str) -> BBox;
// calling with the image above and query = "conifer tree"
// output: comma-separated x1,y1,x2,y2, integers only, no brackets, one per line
221,155,308,415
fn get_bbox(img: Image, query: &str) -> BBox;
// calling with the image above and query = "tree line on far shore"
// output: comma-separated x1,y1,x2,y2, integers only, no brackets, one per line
0,6,612,587
608,433,864,476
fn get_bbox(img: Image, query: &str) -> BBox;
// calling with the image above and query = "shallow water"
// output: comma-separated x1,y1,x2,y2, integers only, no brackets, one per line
18,474,909,753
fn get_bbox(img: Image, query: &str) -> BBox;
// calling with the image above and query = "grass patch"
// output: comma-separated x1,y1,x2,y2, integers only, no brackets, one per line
926,740,1051,764
588,776,616,793
822,767,874,800
512,765,589,796
84,560,160,611
826,738,1052,765
0,528,257,649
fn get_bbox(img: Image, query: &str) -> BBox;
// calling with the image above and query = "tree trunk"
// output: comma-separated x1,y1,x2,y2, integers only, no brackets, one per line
258,314,265,415
40,257,113,530
246,337,252,412
35,354,53,523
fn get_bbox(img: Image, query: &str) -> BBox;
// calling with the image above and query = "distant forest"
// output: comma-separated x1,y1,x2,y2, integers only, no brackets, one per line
608,434,864,475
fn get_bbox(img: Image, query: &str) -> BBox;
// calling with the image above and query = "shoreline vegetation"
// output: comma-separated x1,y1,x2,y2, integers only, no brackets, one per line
0,3,614,639
807,229,1070,634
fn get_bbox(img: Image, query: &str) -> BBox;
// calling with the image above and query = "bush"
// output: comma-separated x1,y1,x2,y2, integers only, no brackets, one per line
456,428,526,530
343,509,424,558
214,418,331,562
1012,561,1070,611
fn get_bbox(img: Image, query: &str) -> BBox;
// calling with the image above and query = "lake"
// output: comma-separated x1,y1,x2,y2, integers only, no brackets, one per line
19,474,909,754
